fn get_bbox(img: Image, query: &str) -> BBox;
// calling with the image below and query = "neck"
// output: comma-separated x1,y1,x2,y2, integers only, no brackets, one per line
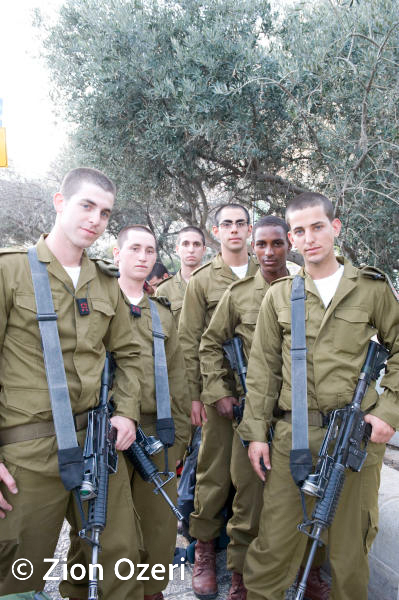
261,265,289,284
45,227,84,267
221,246,249,267
180,263,197,282
306,255,341,280
118,275,145,299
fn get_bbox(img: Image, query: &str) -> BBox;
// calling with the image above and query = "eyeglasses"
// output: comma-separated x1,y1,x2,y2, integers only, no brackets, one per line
217,220,249,229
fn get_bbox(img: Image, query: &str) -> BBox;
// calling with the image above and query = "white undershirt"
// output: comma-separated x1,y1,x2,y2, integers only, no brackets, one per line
63,265,81,289
127,294,143,305
313,265,344,307
230,264,248,279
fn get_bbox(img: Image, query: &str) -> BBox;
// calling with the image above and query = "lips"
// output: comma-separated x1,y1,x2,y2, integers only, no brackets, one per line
81,228,97,236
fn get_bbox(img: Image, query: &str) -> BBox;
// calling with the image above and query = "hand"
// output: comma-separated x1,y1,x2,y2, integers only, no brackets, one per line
110,416,137,451
214,396,240,420
248,441,271,482
364,414,395,444
191,400,207,426
0,462,18,519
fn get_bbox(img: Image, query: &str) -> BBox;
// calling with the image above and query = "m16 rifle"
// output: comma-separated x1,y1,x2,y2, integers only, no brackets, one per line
295,340,390,600
79,352,118,600
124,430,183,521
222,336,248,429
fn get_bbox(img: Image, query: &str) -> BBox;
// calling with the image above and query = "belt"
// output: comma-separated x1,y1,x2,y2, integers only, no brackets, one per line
281,410,330,428
0,411,89,446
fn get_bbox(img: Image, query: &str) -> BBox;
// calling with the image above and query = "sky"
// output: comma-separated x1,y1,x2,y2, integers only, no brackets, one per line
0,0,65,179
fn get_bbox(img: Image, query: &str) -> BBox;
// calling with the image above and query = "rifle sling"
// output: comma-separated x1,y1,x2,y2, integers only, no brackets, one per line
148,299,175,447
27,247,83,491
290,275,313,486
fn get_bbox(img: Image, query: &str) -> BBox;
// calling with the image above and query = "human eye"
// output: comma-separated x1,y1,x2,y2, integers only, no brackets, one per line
236,220,247,228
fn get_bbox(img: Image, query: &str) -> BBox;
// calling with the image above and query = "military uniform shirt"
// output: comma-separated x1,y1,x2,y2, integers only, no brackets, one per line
0,235,142,469
238,257,399,443
155,269,187,327
127,294,190,458
200,269,269,404
179,253,258,401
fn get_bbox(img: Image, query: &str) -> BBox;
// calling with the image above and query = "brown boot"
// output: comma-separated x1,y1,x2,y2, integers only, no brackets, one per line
144,594,164,600
227,571,247,600
298,566,331,600
192,539,218,600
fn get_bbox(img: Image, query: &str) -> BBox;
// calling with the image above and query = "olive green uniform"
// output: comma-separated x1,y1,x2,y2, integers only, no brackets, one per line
238,258,399,600
0,236,143,600
67,292,191,596
178,253,258,541
127,293,191,595
199,269,267,572
156,270,187,327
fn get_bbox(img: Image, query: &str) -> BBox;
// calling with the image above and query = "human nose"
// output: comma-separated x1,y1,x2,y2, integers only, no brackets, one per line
304,228,315,244
265,244,274,256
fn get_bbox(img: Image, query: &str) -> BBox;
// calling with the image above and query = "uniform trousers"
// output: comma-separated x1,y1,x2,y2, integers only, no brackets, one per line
0,438,143,600
190,405,265,573
243,422,384,600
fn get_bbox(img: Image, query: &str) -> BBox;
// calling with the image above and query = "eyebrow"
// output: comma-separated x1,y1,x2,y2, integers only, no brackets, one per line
82,198,111,214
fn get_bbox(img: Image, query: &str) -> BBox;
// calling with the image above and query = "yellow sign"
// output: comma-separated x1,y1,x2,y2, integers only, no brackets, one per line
0,127,8,167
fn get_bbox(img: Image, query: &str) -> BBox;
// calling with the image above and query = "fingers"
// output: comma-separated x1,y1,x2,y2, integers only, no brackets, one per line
364,414,395,444
248,442,270,482
191,401,206,426
111,416,136,450
0,463,17,519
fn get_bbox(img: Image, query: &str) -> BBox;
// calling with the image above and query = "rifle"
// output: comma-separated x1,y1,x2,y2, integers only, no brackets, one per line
124,427,184,521
79,352,118,600
222,336,248,429
223,336,274,451
295,340,389,600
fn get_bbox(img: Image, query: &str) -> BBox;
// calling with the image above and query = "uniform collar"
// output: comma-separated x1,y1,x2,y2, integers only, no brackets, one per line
212,251,257,279
35,233,97,291
254,268,269,290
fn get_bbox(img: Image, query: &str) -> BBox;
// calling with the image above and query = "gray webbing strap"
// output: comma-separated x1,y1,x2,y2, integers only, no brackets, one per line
148,299,175,447
290,275,312,486
291,275,308,449
28,247,83,490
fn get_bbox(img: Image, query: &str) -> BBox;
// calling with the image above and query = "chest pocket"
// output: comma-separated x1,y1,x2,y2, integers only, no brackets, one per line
87,298,116,344
333,308,373,353
241,310,259,331
207,288,226,312
11,292,60,348
276,306,309,335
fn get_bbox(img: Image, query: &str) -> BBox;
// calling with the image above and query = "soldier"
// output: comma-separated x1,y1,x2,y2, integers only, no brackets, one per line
200,216,328,600
156,226,206,327
0,168,144,600
148,260,170,289
239,192,399,600
178,203,258,599
113,224,191,600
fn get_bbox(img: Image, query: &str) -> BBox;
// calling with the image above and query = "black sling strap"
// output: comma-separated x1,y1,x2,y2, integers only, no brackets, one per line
289,275,313,486
28,247,84,491
148,299,175,447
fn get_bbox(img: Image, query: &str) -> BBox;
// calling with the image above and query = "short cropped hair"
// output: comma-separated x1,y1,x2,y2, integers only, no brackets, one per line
214,203,250,226
285,192,334,225
252,215,289,240
117,224,157,249
177,226,206,246
60,167,116,200
149,261,169,280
